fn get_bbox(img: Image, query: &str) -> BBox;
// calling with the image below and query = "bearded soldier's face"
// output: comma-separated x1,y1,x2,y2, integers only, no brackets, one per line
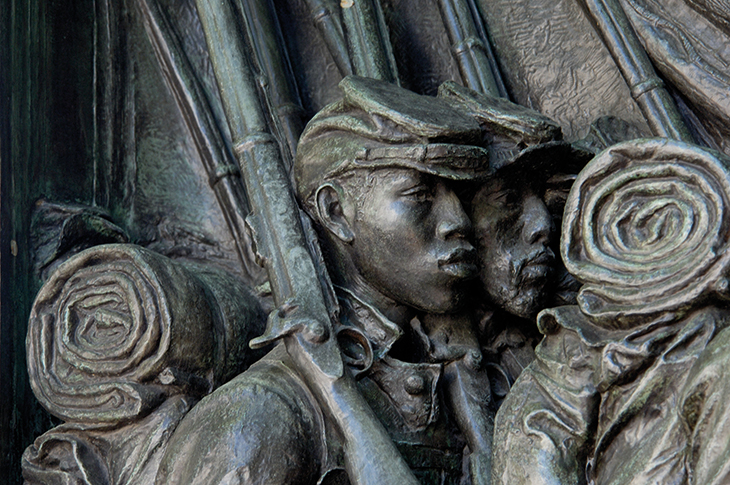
470,175,556,319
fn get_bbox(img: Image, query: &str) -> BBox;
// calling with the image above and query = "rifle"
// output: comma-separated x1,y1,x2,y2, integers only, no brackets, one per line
305,0,354,76
236,0,304,160
341,0,400,83
437,0,508,98
136,0,265,285
192,0,418,483
304,0,399,83
580,0,694,141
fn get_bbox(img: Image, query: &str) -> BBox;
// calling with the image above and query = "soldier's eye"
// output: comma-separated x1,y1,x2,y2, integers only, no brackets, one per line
491,189,519,206
401,184,433,202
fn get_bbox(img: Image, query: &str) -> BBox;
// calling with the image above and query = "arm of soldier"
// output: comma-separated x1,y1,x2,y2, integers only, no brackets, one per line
680,324,730,485
155,358,326,485
491,326,601,485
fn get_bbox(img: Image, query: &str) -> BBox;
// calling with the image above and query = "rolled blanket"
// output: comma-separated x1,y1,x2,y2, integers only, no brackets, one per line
562,138,730,325
27,243,265,425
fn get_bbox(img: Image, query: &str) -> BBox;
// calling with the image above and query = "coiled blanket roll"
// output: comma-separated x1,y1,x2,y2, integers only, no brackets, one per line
27,243,265,425
562,138,730,325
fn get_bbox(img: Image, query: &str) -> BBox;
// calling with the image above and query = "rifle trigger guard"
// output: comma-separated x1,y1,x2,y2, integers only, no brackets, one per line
336,327,374,378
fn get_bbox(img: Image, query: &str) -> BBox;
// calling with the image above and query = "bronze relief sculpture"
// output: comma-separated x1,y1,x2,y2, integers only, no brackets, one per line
158,76,495,485
7,0,730,483
493,138,730,485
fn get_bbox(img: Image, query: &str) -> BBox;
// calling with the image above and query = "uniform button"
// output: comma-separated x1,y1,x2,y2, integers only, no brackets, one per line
404,375,426,395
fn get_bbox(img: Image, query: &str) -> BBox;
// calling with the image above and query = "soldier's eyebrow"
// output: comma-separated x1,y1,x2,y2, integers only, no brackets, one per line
378,168,427,189
472,178,506,203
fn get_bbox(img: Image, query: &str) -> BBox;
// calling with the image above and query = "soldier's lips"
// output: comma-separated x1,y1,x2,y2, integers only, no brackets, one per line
520,250,555,281
438,248,478,279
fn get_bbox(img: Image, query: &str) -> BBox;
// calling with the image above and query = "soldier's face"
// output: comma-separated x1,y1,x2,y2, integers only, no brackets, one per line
348,168,477,313
471,175,555,319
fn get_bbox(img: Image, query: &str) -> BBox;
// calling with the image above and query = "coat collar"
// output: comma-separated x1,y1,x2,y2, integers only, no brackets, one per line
336,286,405,360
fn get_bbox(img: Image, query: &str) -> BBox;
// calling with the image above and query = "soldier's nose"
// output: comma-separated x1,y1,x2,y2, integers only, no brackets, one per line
521,194,553,245
437,187,472,239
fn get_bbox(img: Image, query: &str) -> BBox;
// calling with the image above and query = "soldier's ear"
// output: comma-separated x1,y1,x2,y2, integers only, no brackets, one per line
315,183,355,243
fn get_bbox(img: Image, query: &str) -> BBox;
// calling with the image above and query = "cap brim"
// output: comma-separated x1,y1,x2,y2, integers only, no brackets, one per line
332,142,494,181
495,141,594,178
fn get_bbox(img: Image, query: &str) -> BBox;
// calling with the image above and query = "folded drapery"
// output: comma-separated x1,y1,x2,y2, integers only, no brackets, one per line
26,243,266,426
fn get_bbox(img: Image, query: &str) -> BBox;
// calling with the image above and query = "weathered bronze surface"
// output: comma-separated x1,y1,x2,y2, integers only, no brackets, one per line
493,138,730,484
5,0,730,483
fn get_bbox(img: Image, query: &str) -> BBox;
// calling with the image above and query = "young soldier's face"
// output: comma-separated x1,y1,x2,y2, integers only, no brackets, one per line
347,168,477,313
470,174,556,319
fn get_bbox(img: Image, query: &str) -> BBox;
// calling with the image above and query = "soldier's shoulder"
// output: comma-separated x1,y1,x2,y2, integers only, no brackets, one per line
156,345,326,484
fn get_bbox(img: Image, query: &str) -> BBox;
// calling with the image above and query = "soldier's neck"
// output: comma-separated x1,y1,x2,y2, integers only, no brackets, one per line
327,245,415,328
341,274,415,328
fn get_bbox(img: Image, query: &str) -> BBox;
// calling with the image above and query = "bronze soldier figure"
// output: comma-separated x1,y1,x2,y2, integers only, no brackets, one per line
432,84,593,389
156,76,495,485
492,138,730,485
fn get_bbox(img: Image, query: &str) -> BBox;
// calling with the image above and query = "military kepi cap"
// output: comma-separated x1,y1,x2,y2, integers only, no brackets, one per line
294,76,492,203
438,81,593,174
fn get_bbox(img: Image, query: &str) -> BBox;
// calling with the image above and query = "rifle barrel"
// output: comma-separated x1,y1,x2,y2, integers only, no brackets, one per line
194,0,334,356
237,0,304,160
137,0,265,285
192,1,419,482
305,0,354,76
581,0,694,142
341,0,400,83
437,0,505,98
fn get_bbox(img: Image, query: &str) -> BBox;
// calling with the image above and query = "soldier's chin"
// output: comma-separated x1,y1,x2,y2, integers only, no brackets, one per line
502,287,548,320
412,286,468,314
